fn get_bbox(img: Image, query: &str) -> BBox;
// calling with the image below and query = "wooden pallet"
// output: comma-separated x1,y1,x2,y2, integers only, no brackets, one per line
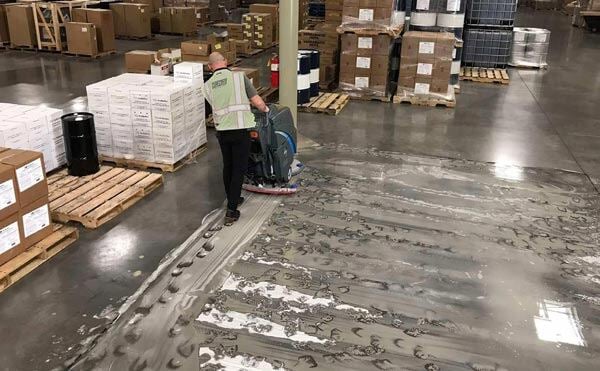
0,224,79,293
47,166,164,229
460,67,510,84
337,24,404,37
100,145,207,173
348,94,391,103
62,50,117,59
158,31,197,37
299,92,350,115
9,45,37,52
392,88,456,108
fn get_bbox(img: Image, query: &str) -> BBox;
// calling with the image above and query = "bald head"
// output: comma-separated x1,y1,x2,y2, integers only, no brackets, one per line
208,52,227,71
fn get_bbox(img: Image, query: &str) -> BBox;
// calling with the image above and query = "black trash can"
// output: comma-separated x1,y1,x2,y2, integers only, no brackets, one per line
61,112,100,176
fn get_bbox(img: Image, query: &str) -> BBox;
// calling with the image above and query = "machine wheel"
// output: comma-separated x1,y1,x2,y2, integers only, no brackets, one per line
284,167,292,182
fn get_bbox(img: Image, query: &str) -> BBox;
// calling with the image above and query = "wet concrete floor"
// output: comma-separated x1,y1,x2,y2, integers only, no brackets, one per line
0,8,599,371
71,145,600,370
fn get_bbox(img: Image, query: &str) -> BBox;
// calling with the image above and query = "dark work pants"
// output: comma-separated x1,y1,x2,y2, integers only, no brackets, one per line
217,129,250,211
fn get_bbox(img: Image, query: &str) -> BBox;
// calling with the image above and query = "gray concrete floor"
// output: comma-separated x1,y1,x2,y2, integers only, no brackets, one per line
0,9,598,371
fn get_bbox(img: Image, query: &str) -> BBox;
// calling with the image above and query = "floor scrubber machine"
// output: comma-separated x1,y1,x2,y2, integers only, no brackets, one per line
243,104,301,195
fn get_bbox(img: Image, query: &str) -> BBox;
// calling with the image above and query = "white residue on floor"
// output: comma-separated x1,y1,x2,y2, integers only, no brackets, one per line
198,347,286,370
197,308,329,344
221,274,376,316
241,252,314,277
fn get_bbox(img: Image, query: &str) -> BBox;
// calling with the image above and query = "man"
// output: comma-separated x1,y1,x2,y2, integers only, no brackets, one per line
204,52,269,224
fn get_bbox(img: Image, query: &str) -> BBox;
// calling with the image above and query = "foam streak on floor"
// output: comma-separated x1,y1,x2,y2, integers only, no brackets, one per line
72,145,600,370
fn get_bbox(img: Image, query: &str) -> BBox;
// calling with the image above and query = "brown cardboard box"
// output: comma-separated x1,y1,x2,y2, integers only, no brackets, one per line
66,22,99,56
86,9,116,52
206,33,228,46
212,40,230,53
125,4,151,38
110,3,127,37
233,39,252,54
377,0,395,7
360,0,378,7
19,195,52,250
232,67,260,88
181,40,210,56
6,5,37,48
0,150,47,208
225,49,236,63
374,6,392,20
159,8,172,33
0,5,9,44
194,6,210,24
345,0,360,6
182,54,209,63
248,4,278,41
0,213,25,267
72,8,88,23
172,7,196,34
125,50,157,72
398,76,415,89
227,24,244,38
0,164,19,221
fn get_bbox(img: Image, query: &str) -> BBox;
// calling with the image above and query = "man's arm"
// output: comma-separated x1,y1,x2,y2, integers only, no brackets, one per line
244,75,269,112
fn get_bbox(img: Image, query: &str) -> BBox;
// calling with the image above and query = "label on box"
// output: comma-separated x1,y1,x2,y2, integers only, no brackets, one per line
446,0,460,11
23,204,50,238
416,0,430,10
82,27,88,32
356,56,371,69
452,48,457,59
536,33,547,42
415,82,430,94
0,179,17,211
214,43,222,50
417,63,433,75
358,37,373,49
196,13,201,19
141,9,145,13
257,25,263,30
358,8,374,21
419,41,435,54
355,76,369,88
0,221,20,254
16,158,44,192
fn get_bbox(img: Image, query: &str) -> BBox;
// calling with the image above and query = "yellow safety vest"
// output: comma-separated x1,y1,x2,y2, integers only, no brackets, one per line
205,69,256,131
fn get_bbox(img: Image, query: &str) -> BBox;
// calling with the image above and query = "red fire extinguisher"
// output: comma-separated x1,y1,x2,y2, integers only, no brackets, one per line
269,54,279,88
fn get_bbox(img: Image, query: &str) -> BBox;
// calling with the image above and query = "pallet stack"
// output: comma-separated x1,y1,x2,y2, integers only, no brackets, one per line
86,72,206,167
69,8,116,57
242,12,274,49
110,3,152,40
158,7,197,35
0,148,53,269
337,0,404,101
0,103,66,172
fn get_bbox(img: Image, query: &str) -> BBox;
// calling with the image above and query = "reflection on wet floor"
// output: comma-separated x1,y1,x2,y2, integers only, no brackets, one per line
72,145,600,370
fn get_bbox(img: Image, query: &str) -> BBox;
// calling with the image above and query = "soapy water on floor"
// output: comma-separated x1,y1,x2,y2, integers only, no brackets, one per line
68,145,600,371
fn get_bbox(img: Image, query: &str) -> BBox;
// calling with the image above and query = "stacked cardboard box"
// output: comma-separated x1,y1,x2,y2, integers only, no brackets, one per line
325,0,343,24
207,33,237,60
299,23,340,85
0,148,52,267
126,50,158,73
398,31,454,96
65,22,99,56
248,3,278,42
231,67,260,88
86,73,206,164
0,103,66,172
193,6,210,24
71,9,116,53
242,13,273,49
158,7,197,34
5,4,37,48
110,3,151,39
339,32,392,96
227,24,244,40
341,0,397,30
232,39,252,55
299,0,310,28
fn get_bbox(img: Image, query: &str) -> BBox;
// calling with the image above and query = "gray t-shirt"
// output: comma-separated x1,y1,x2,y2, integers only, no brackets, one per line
244,75,258,99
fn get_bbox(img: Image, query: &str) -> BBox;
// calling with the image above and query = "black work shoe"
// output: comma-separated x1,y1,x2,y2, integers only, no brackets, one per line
238,197,245,206
224,209,240,224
